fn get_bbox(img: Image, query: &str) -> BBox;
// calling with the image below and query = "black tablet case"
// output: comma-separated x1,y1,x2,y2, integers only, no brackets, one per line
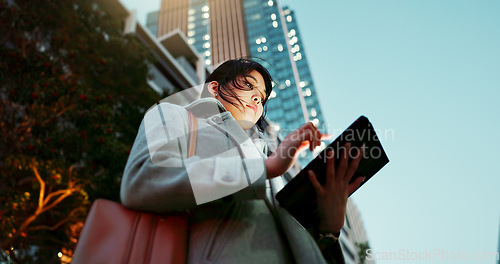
275,116,389,229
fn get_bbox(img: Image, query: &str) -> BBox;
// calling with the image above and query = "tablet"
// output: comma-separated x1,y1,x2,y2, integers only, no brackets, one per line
275,116,389,229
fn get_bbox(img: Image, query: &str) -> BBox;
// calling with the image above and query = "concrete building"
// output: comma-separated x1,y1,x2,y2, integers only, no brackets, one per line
97,0,211,102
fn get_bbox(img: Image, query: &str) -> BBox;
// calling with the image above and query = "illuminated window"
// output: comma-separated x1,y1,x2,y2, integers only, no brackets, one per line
311,108,317,117
188,23,195,29
268,0,274,6
201,6,209,12
188,9,195,15
263,46,268,51
277,44,283,52
271,14,276,20
286,15,292,22
203,34,210,40
305,88,311,96
188,30,195,37
188,39,195,44
300,81,305,88
257,47,262,52
285,79,291,86
188,16,195,22
205,59,211,65
272,21,278,28
261,37,267,43
203,42,211,48
202,13,209,19
274,124,280,131
270,90,277,98
256,38,261,44
204,50,211,56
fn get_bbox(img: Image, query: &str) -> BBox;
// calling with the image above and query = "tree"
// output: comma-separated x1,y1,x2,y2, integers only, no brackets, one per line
0,0,162,262
355,241,371,264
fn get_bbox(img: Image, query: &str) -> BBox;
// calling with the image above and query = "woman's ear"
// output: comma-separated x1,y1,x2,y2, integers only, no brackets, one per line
207,81,219,97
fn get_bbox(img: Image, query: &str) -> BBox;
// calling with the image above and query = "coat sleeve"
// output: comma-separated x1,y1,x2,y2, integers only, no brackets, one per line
120,103,266,212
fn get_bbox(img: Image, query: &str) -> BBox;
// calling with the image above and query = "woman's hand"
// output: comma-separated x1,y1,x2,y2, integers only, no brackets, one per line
265,122,331,178
308,143,365,233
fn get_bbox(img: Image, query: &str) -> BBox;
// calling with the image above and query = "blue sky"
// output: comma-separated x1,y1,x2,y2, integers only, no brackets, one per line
122,0,500,263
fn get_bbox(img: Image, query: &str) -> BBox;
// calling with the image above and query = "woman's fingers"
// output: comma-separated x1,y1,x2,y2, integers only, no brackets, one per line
336,143,350,179
348,176,365,195
344,145,363,181
297,122,331,152
320,133,333,141
325,150,335,187
308,170,324,195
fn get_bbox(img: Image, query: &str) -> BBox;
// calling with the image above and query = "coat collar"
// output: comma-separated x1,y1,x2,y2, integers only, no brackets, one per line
184,98,227,119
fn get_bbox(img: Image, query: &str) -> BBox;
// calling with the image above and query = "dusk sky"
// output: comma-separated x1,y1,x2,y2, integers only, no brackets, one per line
122,0,500,263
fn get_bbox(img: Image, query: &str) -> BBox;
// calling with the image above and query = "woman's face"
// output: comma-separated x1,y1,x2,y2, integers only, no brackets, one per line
217,70,267,130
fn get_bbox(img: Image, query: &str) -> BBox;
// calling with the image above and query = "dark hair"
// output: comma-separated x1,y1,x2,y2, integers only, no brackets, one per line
200,58,273,132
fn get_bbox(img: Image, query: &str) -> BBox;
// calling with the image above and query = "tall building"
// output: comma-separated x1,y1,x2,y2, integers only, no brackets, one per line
157,0,249,67
145,10,159,37
344,200,375,264
152,0,326,163
242,1,326,161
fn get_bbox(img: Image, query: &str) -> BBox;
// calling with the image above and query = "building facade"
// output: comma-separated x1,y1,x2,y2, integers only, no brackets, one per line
242,0,326,162
344,199,375,264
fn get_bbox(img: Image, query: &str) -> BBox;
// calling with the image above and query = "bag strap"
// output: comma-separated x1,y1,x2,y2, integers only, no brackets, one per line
187,111,197,158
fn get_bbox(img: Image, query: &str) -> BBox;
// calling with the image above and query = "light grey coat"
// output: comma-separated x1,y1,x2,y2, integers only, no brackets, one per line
120,98,341,264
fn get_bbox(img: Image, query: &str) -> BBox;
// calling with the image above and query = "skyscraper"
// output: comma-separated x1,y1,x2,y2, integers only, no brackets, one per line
157,0,249,67
152,0,326,163
242,1,325,157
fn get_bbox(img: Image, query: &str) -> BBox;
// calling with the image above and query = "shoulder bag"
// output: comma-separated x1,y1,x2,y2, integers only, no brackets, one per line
72,111,198,264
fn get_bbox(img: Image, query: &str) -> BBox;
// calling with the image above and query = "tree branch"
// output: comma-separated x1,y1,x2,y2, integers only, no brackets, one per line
31,159,45,212
1,163,81,250
29,207,83,232
40,187,78,214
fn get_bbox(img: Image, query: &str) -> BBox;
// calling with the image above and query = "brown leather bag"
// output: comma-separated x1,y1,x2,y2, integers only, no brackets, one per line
72,110,198,264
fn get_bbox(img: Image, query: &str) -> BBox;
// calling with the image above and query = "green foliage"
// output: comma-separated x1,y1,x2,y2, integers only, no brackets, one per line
0,0,162,262
355,241,371,264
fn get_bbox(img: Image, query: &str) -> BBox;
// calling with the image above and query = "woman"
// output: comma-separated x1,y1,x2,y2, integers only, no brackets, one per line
120,59,365,264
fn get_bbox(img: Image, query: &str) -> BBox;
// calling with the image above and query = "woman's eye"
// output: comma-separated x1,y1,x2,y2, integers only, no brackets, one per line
246,82,253,89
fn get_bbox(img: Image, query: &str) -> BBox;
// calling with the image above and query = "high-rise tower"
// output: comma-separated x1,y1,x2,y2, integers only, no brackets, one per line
157,0,249,66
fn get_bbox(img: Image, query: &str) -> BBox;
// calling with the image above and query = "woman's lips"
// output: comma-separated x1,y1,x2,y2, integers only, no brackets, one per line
246,104,257,113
